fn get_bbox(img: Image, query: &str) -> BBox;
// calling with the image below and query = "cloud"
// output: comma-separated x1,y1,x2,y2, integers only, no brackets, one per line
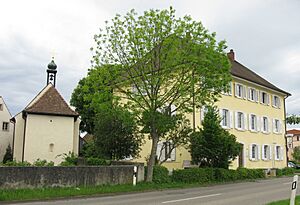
0,0,299,122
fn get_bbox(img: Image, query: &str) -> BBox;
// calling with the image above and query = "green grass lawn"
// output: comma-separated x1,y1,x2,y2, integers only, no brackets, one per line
0,182,213,202
267,196,300,205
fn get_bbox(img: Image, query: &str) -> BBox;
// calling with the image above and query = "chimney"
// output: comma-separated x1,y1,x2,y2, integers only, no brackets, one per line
227,49,235,61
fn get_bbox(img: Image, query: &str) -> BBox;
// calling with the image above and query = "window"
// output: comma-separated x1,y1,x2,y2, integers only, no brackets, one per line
262,117,269,133
156,141,176,161
261,91,269,105
221,109,230,128
248,88,258,102
236,112,245,130
250,144,259,161
2,122,9,131
275,145,283,160
273,95,280,108
297,136,300,141
200,106,208,122
49,143,54,152
262,145,271,160
273,119,280,133
235,84,244,98
222,82,232,95
249,114,257,131
0,104,3,111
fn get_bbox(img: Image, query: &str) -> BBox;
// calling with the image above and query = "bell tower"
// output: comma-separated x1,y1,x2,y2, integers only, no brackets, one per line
46,57,57,87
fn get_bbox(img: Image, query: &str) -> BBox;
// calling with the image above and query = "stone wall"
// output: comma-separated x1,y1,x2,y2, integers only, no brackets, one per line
0,165,138,189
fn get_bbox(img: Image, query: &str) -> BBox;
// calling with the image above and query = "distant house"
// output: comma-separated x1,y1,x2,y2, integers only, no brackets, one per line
286,129,300,160
11,59,80,164
0,96,13,162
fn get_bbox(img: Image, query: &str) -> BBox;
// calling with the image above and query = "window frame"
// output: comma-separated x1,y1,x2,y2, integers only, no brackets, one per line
2,122,9,131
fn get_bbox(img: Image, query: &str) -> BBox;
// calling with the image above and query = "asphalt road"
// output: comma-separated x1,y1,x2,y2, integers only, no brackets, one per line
8,177,299,205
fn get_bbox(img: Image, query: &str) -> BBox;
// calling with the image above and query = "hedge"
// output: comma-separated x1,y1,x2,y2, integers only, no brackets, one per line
172,167,266,184
145,166,171,183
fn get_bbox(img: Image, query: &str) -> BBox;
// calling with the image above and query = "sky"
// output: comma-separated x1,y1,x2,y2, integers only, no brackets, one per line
0,0,299,128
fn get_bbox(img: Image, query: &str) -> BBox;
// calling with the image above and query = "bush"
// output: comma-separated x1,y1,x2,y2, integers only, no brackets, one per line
33,159,54,167
58,152,78,166
145,166,170,183
2,145,13,163
172,168,215,184
86,157,110,166
214,168,238,182
2,160,31,166
276,167,295,176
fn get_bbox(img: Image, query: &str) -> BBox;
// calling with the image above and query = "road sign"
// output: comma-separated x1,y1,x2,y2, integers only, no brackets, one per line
290,175,298,205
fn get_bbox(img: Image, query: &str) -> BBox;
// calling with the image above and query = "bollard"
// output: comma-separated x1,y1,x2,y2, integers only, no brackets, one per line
133,166,137,186
290,175,298,205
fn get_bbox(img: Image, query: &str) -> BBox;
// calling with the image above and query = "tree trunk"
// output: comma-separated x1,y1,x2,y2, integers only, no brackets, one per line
146,133,159,182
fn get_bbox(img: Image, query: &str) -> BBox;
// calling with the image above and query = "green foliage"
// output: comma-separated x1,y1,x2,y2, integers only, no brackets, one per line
90,7,231,181
86,157,110,166
58,152,78,166
276,167,295,176
93,105,143,160
172,168,215,184
189,106,241,168
70,65,119,133
2,160,31,166
292,146,300,162
2,144,13,163
286,115,300,125
82,141,97,158
172,168,265,184
33,159,54,167
145,166,170,183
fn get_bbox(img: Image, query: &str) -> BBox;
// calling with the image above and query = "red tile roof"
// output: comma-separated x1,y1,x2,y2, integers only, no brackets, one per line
287,129,300,135
24,84,78,117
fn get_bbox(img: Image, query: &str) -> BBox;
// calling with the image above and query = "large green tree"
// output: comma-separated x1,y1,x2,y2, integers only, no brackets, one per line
90,7,231,181
93,105,143,160
189,106,241,169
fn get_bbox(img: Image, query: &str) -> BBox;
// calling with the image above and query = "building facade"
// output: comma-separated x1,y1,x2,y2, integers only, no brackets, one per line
0,96,13,162
133,50,290,170
12,59,80,164
286,129,300,160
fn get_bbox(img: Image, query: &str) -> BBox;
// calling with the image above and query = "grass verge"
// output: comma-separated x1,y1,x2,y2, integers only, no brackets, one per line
267,196,300,205
0,182,220,202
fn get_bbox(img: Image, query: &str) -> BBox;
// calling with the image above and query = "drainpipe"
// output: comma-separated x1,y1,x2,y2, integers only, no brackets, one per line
284,95,289,166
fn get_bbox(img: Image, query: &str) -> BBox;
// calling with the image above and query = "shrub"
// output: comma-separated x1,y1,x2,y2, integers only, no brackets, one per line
86,157,110,166
2,145,13,163
3,160,31,166
276,168,295,176
58,152,78,166
236,168,265,179
33,159,54,167
172,168,214,184
214,168,238,182
145,166,170,183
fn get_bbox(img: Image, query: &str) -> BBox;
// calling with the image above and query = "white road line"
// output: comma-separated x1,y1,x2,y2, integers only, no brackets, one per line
161,193,222,204
283,182,291,185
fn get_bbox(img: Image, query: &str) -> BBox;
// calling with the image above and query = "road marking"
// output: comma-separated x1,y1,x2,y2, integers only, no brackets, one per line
284,182,291,185
161,193,222,204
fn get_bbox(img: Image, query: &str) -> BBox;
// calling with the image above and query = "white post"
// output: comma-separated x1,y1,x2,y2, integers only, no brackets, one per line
290,175,298,205
133,166,137,186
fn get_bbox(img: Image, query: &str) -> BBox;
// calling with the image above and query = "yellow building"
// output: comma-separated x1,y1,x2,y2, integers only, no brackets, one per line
12,59,80,165
133,50,290,170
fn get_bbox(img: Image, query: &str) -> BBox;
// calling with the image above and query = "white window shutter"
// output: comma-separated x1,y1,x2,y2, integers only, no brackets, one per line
243,86,247,99
256,90,259,102
272,95,275,107
228,82,232,95
256,116,260,132
156,142,163,161
219,109,223,126
272,119,276,133
243,113,247,130
261,145,265,160
235,112,238,129
267,94,270,105
248,88,251,100
280,147,284,160
200,108,204,122
230,111,233,128
171,104,176,116
279,120,283,134
249,144,253,161
235,83,238,97
248,114,252,131
260,91,263,104
257,145,260,160
269,145,272,160
171,147,176,161
278,98,281,108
